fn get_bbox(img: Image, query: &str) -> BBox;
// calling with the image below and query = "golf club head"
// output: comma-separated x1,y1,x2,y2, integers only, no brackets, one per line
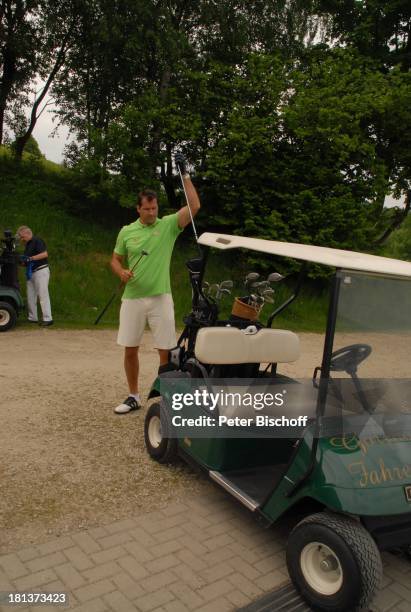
267,272,284,283
220,280,233,289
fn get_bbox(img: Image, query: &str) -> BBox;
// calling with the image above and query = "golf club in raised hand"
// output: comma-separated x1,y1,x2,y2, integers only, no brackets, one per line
94,250,149,325
175,151,201,255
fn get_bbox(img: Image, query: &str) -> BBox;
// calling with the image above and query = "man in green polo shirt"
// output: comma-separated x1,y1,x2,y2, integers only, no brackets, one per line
110,154,201,414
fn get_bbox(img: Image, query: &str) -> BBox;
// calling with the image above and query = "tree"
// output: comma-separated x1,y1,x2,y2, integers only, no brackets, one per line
0,0,81,158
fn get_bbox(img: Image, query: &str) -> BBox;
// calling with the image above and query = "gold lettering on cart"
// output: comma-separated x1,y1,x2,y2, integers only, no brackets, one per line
330,434,411,456
347,459,411,488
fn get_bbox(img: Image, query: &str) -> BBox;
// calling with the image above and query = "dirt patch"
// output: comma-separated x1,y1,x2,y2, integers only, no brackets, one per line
0,329,213,553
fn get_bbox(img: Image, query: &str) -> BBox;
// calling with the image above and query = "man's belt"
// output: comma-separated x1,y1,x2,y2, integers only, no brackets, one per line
33,264,49,273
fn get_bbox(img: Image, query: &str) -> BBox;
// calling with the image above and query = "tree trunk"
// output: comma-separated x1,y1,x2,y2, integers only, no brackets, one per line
374,190,411,246
14,22,75,159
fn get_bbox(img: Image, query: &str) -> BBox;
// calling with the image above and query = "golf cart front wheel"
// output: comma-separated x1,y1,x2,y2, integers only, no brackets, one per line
286,511,382,611
144,402,178,464
0,301,17,332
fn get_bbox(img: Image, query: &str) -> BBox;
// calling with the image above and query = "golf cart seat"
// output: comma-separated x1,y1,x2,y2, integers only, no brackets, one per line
194,327,300,377
195,327,300,364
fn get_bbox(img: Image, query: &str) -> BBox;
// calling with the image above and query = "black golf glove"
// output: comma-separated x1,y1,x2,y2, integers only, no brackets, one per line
175,151,188,175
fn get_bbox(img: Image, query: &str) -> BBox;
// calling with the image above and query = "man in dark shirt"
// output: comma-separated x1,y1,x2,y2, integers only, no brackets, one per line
17,226,53,326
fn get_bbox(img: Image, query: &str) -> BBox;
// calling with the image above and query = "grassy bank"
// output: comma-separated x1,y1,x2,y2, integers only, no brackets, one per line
1,155,327,332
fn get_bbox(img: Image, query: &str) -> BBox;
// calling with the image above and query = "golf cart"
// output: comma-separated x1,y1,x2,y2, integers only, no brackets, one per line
0,229,24,331
144,232,411,612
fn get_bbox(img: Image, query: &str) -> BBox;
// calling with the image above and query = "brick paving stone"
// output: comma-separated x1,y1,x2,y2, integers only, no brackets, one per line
98,531,133,550
253,552,285,574
138,512,170,533
371,586,402,612
104,589,139,611
63,547,94,571
389,582,411,604
384,567,411,590
228,572,264,599
160,503,188,517
146,554,181,574
26,551,66,573
41,579,77,610
129,527,157,548
0,568,13,590
140,570,178,593
169,583,205,610
37,537,74,556
163,600,190,612
175,549,208,572
17,547,39,563
226,589,252,608
201,561,235,583
182,524,213,543
203,534,234,552
255,569,288,592
87,527,109,540
70,597,109,612
150,540,182,558
227,543,261,564
172,564,206,589
178,537,208,557
0,553,28,580
197,578,233,602
54,563,86,590
227,557,261,581
105,519,137,535
395,602,411,612
112,572,145,600
14,569,58,591
202,547,235,567
153,527,186,544
204,522,233,538
90,545,127,565
71,533,100,555
195,597,233,612
83,561,122,583
124,541,153,564
117,555,149,581
134,588,175,612
73,578,115,603
185,515,212,530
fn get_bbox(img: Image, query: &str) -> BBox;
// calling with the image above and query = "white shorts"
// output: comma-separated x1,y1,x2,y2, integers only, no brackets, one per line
117,294,176,349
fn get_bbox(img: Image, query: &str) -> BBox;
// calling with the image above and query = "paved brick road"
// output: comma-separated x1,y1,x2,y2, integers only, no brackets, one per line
1,491,410,612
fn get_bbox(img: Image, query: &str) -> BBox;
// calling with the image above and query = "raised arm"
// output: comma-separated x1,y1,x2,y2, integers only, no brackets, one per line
175,152,201,230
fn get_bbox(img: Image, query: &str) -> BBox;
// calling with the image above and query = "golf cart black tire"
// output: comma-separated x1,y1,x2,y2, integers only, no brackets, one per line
286,511,382,612
144,401,178,464
0,301,17,332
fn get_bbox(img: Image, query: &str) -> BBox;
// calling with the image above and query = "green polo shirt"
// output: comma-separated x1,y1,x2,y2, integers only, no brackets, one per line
114,213,183,299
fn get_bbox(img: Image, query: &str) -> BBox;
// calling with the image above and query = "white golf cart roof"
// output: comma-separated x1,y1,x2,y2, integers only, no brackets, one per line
198,233,411,279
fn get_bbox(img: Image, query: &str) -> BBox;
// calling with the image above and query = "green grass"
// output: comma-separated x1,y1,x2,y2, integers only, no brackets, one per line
1,156,327,331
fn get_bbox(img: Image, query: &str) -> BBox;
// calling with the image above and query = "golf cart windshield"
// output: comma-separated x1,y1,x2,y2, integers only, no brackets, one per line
332,271,411,379
325,271,411,434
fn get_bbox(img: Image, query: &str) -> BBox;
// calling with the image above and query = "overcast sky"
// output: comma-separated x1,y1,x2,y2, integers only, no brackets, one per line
32,104,71,163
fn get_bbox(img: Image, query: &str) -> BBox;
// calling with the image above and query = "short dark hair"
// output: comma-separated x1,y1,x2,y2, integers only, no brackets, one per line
137,189,158,207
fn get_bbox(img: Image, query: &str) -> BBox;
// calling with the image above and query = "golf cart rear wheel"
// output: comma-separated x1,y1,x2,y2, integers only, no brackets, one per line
286,511,382,611
0,301,17,332
144,402,178,464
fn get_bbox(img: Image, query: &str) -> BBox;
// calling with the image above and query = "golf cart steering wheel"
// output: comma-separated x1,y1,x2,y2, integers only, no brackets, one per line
330,344,372,374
